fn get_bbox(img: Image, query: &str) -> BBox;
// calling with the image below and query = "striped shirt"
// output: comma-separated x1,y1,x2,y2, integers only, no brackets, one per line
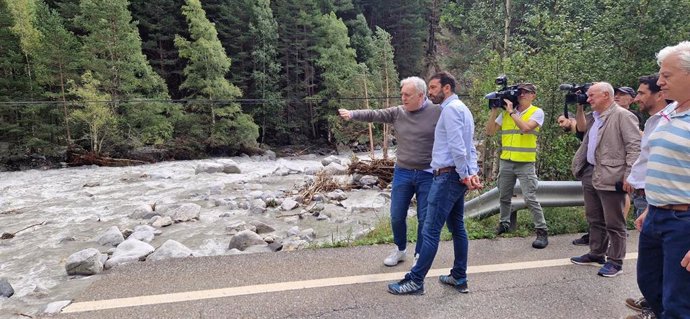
645,109,690,206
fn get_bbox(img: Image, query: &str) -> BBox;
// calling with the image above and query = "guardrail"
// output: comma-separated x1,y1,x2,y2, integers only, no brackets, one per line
465,181,584,228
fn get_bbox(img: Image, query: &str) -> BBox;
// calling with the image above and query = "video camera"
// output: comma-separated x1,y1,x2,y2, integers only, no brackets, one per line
484,75,520,109
559,83,592,105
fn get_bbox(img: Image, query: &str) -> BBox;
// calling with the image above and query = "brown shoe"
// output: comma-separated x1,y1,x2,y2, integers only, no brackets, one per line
625,296,649,312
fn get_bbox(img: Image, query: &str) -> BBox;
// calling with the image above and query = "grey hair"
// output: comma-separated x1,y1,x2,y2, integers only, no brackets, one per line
592,82,614,98
400,76,427,97
656,41,690,72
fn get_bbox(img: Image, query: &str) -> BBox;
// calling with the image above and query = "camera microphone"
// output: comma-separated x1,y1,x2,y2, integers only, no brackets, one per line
559,84,574,91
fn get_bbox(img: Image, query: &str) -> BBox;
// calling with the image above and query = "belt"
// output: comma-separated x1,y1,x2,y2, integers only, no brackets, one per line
655,204,690,212
433,166,456,176
634,189,645,197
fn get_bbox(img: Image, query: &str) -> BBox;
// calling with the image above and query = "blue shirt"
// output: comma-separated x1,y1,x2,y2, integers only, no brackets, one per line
645,108,690,206
430,94,479,178
586,111,602,165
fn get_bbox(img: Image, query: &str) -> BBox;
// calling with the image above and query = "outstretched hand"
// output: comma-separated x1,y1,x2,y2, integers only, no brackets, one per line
338,109,352,120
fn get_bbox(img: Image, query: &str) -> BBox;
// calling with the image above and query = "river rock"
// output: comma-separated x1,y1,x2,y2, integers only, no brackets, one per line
280,198,299,211
0,278,14,298
249,220,275,234
147,240,193,261
130,204,154,219
130,225,156,242
104,238,155,269
287,226,300,236
226,221,256,235
97,226,124,247
166,203,201,222
228,230,266,251
264,150,277,160
299,228,316,241
326,189,348,201
150,215,173,228
321,155,341,166
65,248,105,276
249,199,266,214
195,163,224,174
282,239,308,251
220,160,241,174
323,162,347,175
359,175,378,186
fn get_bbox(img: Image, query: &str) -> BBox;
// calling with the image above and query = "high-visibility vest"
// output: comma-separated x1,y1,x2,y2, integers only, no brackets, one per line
500,105,540,162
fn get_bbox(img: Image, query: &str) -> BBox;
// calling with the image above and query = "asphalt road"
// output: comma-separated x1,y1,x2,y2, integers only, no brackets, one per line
46,232,643,319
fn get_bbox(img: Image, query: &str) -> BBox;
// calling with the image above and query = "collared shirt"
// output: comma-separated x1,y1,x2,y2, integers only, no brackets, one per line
626,103,676,189
586,111,602,165
645,107,690,206
430,94,479,178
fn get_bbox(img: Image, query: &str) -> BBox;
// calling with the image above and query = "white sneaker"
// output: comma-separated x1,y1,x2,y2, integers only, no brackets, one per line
384,249,407,266
412,253,420,268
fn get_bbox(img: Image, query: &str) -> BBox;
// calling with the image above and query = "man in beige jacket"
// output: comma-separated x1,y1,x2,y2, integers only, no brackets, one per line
570,82,641,278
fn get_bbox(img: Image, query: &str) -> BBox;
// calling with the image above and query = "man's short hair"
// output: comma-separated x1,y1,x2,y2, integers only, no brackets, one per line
639,74,661,93
656,41,690,72
400,76,427,97
429,71,457,93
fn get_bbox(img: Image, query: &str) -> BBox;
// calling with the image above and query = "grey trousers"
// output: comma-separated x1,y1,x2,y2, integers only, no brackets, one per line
498,160,547,230
581,165,627,265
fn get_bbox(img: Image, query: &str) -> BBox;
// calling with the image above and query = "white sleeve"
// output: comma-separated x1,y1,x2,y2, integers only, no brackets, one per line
530,109,545,127
495,112,504,126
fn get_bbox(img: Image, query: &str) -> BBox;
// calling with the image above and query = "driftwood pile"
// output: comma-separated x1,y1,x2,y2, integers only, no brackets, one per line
348,157,395,188
298,171,349,205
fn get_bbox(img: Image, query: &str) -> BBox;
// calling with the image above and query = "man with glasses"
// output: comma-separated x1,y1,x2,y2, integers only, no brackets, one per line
486,83,549,249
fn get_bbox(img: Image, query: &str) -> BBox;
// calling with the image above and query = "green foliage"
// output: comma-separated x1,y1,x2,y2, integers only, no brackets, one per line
69,71,117,155
175,0,258,152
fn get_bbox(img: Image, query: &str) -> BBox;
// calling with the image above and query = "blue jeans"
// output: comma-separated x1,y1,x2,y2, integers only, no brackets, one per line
390,166,433,254
637,205,690,318
407,171,468,284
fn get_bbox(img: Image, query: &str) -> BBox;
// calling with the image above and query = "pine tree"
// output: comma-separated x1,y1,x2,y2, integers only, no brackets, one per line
314,12,363,142
272,0,322,141
130,0,188,99
76,0,174,146
246,0,283,145
175,0,258,151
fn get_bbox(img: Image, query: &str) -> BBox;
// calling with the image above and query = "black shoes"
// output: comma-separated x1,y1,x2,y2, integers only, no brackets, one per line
532,228,548,249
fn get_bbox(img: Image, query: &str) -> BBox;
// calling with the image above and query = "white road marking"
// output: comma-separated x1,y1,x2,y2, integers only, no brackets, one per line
62,253,638,313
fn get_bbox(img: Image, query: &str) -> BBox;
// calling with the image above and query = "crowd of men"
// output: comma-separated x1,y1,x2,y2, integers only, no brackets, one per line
338,41,690,318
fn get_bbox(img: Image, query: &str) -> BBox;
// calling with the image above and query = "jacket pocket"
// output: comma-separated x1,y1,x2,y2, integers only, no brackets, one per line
596,158,626,189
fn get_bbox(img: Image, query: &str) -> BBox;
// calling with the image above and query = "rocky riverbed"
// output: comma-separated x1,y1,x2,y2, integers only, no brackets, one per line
0,152,393,318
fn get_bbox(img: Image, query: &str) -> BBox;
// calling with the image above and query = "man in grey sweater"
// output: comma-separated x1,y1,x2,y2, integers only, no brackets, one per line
338,76,441,266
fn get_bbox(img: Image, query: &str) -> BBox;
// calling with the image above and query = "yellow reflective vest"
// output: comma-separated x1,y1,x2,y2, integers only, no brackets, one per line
500,105,540,162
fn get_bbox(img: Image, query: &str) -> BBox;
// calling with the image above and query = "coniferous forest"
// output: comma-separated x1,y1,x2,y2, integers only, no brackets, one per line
1,0,689,179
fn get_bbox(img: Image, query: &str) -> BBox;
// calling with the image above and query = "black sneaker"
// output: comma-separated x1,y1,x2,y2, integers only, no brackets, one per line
495,222,510,235
570,253,606,266
387,278,425,295
532,228,548,249
439,275,469,293
572,233,589,246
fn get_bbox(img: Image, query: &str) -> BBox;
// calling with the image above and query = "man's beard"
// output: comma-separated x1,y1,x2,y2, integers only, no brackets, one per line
429,92,445,104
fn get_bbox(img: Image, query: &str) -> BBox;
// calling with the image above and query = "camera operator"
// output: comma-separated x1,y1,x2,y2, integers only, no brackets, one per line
486,83,549,249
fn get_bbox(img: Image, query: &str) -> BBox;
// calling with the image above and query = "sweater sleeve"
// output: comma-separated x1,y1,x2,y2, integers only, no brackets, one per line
350,106,399,124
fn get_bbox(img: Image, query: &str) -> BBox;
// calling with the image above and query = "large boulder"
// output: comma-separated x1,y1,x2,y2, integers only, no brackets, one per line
65,248,105,276
228,230,266,251
249,220,275,234
280,198,299,211
104,239,155,269
220,160,241,174
147,240,193,261
194,163,224,174
97,226,124,247
321,155,341,166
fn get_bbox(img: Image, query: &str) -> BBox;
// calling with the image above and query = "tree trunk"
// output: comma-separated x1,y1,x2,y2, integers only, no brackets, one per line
503,0,511,60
